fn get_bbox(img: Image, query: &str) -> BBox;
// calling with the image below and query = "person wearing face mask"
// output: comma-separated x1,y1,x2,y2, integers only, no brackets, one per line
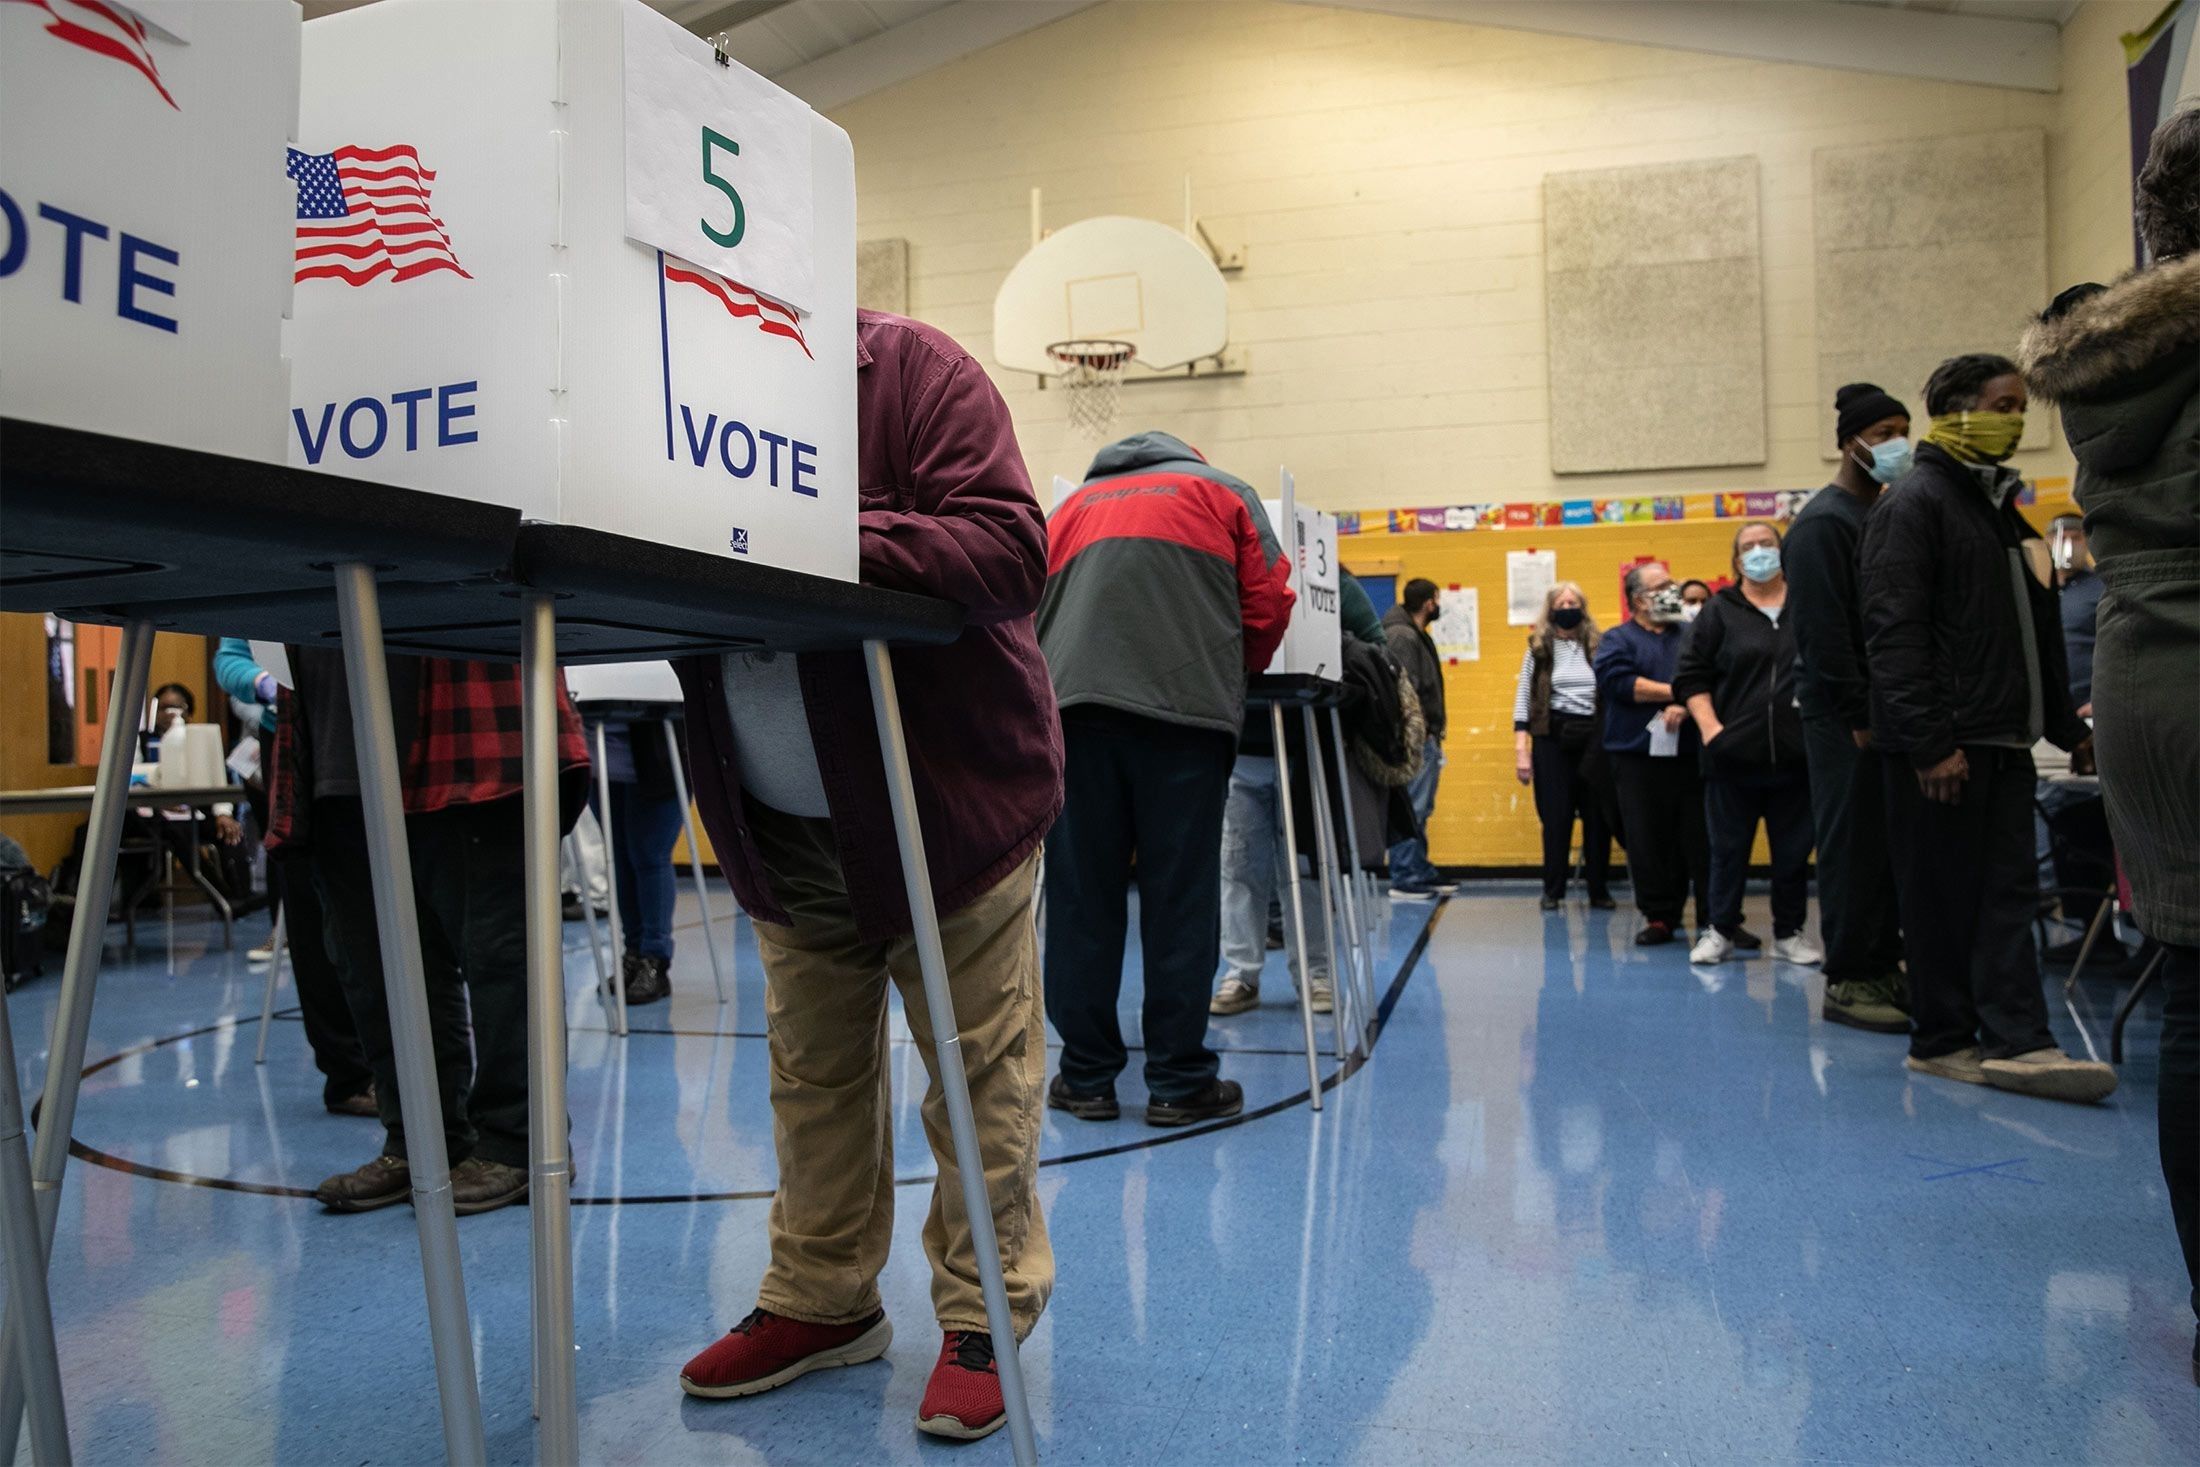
1677,581,1712,623
1512,582,1613,911
1858,352,2112,1105
1785,383,1913,1032
2030,515,2116,933
1674,524,1820,968
1594,562,1712,946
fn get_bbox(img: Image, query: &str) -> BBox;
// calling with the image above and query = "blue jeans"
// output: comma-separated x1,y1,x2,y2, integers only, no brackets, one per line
606,782,684,961
1387,738,1443,888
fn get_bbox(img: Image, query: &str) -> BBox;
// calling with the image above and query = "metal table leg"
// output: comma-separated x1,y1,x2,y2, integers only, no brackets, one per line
253,908,287,1065
863,642,1039,1467
592,722,629,1038
0,991,70,1466
565,836,612,995
520,596,579,1464
0,616,150,1464
1300,707,1352,1065
1326,709,1378,1041
664,720,728,1005
334,563,486,1467
2111,945,2168,1066
1269,704,1324,1110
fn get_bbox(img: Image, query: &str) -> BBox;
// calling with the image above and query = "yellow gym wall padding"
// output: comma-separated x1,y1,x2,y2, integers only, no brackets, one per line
1343,485,2077,870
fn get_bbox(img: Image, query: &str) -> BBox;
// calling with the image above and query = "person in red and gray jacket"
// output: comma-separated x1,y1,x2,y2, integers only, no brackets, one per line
1037,430,1294,1129
674,311,1062,1445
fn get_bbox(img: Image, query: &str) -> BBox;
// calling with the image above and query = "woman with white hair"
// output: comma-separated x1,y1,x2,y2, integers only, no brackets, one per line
1511,581,1613,911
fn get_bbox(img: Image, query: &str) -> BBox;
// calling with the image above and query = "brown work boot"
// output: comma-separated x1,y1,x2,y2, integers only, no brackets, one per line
315,1153,410,1212
1980,1047,2119,1104
450,1156,529,1215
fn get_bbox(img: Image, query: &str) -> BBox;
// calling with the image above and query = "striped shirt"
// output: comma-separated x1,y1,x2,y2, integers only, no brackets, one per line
1513,638,1598,730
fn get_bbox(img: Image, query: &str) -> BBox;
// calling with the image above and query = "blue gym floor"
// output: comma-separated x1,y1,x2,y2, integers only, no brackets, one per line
7,881,2192,1465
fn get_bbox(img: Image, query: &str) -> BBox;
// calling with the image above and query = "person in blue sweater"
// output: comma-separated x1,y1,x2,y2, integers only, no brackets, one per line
213,638,374,1118
1594,563,1713,947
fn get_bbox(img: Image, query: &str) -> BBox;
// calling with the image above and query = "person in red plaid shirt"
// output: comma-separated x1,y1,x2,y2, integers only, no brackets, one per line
268,649,589,1216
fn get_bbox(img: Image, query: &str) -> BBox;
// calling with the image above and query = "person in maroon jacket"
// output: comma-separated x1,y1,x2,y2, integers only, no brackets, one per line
674,311,1062,1444
1036,431,1295,1128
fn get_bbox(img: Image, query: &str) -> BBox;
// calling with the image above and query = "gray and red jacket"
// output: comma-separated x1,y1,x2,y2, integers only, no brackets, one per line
1037,431,1295,735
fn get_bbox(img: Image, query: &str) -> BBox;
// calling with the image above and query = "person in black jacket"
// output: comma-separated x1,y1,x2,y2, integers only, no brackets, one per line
1675,524,1820,969
1787,383,1914,1034
1858,352,2114,1105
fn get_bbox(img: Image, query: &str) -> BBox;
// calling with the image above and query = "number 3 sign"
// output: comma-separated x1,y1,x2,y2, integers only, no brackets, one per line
623,3,815,314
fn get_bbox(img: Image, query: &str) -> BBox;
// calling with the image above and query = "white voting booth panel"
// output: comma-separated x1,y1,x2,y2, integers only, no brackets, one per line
286,0,858,581
0,0,298,462
1263,473,1342,681
563,660,682,704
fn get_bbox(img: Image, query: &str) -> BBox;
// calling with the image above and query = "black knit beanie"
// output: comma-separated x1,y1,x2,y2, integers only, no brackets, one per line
1834,383,1908,447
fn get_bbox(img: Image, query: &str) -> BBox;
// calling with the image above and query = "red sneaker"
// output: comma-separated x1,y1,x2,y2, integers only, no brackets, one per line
678,1307,891,1399
917,1330,1007,1440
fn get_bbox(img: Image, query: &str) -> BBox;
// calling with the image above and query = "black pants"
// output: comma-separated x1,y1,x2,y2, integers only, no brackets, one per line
1532,720,1612,901
1611,752,1709,929
269,841,372,1108
1704,762,1813,939
1043,709,1235,1103
2159,942,2199,1330
310,796,531,1168
1883,746,2054,1062
1801,714,1904,985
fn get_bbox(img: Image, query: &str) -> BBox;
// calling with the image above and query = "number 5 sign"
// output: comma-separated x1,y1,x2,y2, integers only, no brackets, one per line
623,2,815,315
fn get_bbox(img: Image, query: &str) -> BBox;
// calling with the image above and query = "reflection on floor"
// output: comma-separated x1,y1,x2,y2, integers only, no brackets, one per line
9,882,2192,1464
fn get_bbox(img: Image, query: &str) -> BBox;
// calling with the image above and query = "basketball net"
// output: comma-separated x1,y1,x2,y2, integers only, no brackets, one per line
1047,340,1134,441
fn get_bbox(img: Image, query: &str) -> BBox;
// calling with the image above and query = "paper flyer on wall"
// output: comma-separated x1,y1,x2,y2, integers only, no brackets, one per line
1430,587,1479,663
1506,549,1556,626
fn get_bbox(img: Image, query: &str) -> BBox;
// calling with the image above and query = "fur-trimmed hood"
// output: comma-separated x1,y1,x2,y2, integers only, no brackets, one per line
2019,252,2200,404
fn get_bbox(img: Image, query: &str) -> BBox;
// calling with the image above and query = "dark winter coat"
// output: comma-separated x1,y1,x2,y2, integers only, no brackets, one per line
2020,250,2200,945
1381,605,1446,741
1857,442,2089,769
1672,584,1805,771
1785,484,1875,732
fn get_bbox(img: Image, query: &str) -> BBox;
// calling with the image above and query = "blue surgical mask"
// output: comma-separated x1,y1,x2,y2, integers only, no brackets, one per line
1859,437,1912,484
1739,546,1783,583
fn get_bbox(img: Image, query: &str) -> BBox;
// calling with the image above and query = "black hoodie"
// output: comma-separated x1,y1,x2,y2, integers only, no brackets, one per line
1672,583,1805,771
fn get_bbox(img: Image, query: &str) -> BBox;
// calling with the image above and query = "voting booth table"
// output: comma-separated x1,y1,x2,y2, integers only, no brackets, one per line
561,659,733,1036
0,3,1038,1462
1246,476,1380,1106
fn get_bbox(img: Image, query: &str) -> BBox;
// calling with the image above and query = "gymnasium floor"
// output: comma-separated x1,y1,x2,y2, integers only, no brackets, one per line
10,882,2193,1465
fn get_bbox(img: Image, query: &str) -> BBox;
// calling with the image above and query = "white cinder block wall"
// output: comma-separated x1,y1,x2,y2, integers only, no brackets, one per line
830,0,2151,508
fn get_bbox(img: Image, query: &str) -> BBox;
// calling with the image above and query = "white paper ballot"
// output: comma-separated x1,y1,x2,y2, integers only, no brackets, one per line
1648,713,1681,758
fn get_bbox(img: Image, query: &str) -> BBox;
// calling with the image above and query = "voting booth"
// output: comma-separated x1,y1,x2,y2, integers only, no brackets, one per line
1264,471,1343,682
286,0,858,581
0,0,298,463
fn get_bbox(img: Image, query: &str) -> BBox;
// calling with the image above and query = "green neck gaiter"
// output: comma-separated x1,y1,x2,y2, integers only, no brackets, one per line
1926,411,2025,464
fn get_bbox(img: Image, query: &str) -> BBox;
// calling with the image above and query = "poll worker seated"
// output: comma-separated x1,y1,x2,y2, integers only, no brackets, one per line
1858,352,2114,1105
672,310,1062,1445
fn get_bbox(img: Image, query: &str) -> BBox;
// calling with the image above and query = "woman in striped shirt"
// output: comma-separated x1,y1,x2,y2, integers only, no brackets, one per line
1513,582,1614,910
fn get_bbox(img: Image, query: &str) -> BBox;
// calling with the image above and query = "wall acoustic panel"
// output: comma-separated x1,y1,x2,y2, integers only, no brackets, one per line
1543,156,1766,475
1815,129,2049,455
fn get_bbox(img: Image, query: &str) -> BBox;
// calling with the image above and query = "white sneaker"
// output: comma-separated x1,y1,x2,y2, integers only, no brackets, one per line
1209,979,1260,1016
246,943,276,966
1301,981,1334,1015
1771,933,1824,966
1690,928,1735,965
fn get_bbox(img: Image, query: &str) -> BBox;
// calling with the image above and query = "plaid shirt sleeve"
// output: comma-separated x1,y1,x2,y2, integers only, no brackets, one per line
405,658,589,814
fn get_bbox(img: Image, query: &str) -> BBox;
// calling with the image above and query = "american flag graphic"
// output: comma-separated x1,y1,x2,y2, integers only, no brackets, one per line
288,144,470,287
663,256,811,358
5,0,176,109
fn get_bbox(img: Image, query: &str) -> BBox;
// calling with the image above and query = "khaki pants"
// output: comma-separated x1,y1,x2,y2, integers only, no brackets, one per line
746,801,1052,1337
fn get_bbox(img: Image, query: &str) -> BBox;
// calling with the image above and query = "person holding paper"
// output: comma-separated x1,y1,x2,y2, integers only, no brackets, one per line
1673,523,1822,969
1594,562,1713,947
673,311,1063,1443
1858,352,2112,1105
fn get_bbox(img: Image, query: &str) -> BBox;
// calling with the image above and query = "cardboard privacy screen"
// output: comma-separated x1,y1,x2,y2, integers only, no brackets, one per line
0,0,299,463
285,0,859,581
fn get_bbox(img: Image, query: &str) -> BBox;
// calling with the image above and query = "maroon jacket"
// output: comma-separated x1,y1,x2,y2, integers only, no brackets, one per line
675,311,1063,941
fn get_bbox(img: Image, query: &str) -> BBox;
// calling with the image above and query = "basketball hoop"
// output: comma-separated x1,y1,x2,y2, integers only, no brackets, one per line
1047,339,1135,440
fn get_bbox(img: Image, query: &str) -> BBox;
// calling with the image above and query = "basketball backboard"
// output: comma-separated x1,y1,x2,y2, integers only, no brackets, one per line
994,215,1229,375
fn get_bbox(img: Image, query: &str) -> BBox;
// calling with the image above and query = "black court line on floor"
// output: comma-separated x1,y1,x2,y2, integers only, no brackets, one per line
53,899,1448,1204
